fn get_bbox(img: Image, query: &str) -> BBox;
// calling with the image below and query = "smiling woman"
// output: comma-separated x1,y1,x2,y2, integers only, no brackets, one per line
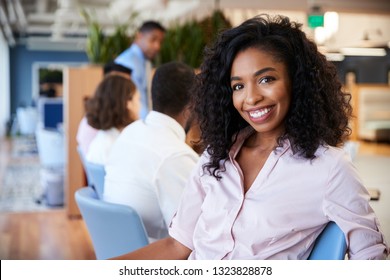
229,48,293,191
111,14,388,260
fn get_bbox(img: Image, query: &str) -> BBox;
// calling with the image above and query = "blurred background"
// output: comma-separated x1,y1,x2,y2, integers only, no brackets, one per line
0,0,389,259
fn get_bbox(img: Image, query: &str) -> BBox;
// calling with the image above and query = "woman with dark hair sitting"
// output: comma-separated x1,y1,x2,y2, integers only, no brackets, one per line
86,75,140,165
113,14,388,260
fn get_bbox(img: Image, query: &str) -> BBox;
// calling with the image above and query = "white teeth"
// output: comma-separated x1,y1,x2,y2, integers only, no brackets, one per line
249,107,272,118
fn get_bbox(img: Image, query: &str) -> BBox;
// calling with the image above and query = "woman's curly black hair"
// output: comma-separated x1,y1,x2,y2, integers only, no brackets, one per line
86,75,137,130
193,14,352,179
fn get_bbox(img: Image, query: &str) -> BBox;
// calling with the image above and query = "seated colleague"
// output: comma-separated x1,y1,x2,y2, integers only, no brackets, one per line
76,108,98,156
103,61,133,79
104,62,200,241
113,15,389,260
85,75,140,165
76,62,132,156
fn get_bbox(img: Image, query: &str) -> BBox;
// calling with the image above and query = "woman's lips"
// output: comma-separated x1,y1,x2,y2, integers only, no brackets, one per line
247,106,274,122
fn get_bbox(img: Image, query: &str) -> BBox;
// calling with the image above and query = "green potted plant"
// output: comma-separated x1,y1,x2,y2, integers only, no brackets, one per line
81,9,137,64
157,20,204,68
156,10,232,68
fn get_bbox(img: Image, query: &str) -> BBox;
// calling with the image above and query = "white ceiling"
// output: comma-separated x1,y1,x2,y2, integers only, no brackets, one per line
1,0,390,50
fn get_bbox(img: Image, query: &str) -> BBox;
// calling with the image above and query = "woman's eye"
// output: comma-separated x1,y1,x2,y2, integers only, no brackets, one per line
232,84,243,91
259,76,275,84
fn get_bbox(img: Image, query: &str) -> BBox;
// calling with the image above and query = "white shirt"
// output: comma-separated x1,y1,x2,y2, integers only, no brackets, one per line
169,127,389,260
76,116,98,155
104,111,199,240
86,127,120,165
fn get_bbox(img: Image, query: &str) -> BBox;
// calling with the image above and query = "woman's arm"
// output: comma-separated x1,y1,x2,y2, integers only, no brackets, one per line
112,237,192,260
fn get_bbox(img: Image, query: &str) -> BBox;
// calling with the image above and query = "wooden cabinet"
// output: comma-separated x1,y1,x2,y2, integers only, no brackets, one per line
63,65,103,217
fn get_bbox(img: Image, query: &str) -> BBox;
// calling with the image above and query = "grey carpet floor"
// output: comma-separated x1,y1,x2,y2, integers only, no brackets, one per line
354,154,390,248
0,136,62,212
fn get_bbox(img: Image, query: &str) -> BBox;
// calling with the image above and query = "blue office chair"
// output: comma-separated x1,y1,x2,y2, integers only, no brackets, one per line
84,160,106,199
308,222,347,260
75,187,149,259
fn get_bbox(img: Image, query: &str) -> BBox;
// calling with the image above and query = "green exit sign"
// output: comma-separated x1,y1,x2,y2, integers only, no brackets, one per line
308,14,324,28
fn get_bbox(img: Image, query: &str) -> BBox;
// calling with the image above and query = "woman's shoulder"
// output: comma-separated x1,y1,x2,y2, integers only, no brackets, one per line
316,144,345,157
196,149,212,167
92,128,119,145
314,144,354,171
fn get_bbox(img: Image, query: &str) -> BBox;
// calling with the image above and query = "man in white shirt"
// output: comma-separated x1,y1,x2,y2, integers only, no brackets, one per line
104,62,199,241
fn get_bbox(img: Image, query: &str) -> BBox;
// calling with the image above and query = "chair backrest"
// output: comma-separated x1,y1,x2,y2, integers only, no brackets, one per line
75,187,149,259
84,161,106,199
308,222,347,260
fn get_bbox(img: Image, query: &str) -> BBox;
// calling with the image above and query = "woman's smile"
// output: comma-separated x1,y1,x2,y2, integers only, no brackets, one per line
246,105,275,123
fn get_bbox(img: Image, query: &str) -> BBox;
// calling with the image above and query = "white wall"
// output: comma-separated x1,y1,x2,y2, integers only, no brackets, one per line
222,10,390,50
332,13,390,49
0,31,10,137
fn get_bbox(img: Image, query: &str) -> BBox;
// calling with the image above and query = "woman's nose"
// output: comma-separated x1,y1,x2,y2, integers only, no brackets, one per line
245,86,264,105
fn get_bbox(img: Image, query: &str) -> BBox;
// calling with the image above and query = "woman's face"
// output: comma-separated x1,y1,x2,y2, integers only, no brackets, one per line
230,47,292,138
127,90,141,120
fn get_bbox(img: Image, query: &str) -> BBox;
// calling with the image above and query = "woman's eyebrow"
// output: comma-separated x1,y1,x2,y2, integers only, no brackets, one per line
253,67,276,77
230,67,276,82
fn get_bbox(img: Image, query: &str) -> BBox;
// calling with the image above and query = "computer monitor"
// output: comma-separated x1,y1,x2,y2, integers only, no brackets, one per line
38,97,63,130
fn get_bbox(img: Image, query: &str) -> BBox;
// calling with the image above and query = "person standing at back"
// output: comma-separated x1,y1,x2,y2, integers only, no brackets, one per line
115,21,165,119
104,62,199,241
